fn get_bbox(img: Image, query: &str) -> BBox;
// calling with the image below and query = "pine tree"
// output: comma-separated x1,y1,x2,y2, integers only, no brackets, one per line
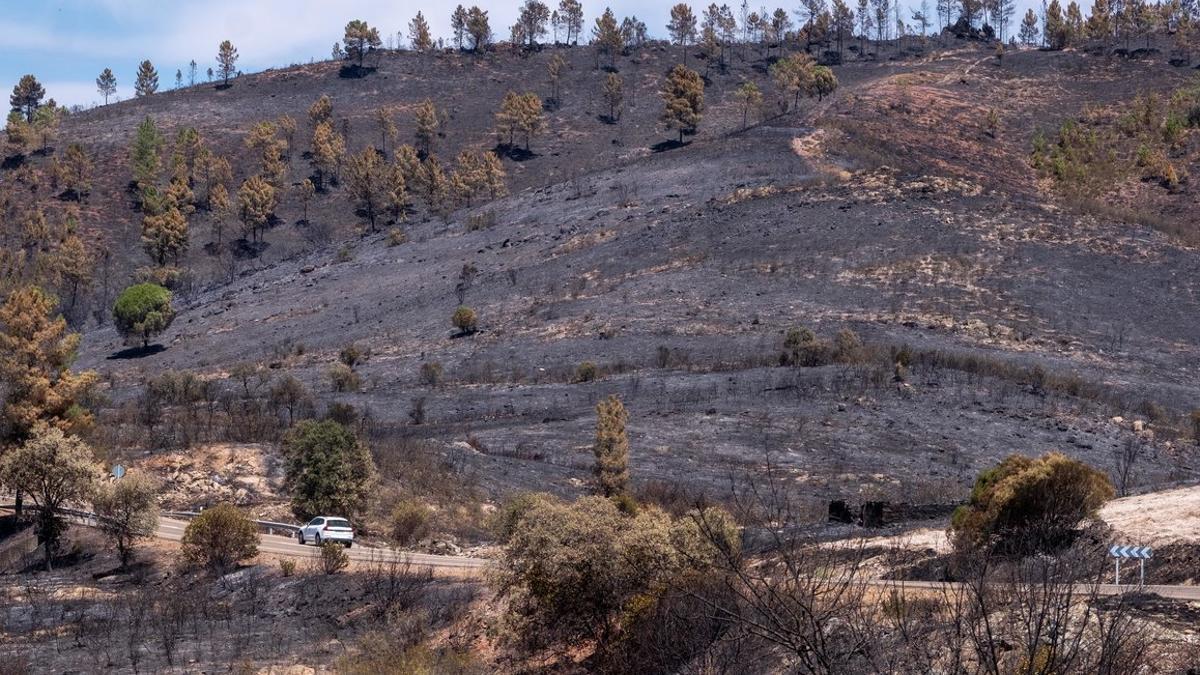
559,0,585,43
466,6,493,51
32,104,60,154
1019,8,1040,43
602,73,624,122
494,91,546,150
734,81,763,128
237,175,276,242
660,64,705,143
311,121,345,189
308,94,334,127
174,69,183,89
451,5,470,49
770,52,816,110
480,151,508,198
0,287,98,458
129,116,164,193
418,156,451,212
188,60,198,85
55,143,93,199
141,204,188,266
592,394,630,497
299,178,315,223
386,162,410,218
345,145,389,231
548,54,567,103
593,8,624,68
96,68,117,105
409,11,434,50
667,4,699,64
217,40,239,86
413,99,442,156
10,75,45,123
134,60,159,97
374,107,397,156
517,0,551,47
344,20,382,67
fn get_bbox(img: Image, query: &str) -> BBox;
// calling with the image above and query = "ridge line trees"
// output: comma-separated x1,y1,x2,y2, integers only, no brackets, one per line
668,4,699,65
96,68,117,105
217,40,239,87
344,20,382,69
10,74,45,123
134,60,159,97
593,8,623,69
409,11,434,51
558,0,585,43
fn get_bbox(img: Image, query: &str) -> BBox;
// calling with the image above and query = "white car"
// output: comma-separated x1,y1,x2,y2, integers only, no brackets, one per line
297,516,354,548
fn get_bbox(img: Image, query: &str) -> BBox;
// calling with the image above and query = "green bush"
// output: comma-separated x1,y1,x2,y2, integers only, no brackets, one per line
279,558,297,577
389,499,433,546
282,419,377,520
113,283,174,347
575,361,598,382
781,327,830,367
320,541,350,574
180,503,259,573
452,306,477,334
950,452,1114,555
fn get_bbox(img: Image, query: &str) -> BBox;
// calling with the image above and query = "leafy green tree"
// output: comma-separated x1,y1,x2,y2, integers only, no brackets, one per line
95,68,118,105
180,503,259,573
282,419,378,520
0,427,99,570
344,20,382,67
9,74,45,122
113,283,175,348
951,452,1114,554
92,472,159,568
660,64,705,143
134,60,159,97
217,40,239,86
808,65,838,102
771,52,816,110
593,395,630,496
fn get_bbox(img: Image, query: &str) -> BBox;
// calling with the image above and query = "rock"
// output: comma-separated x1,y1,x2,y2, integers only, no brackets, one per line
300,265,316,274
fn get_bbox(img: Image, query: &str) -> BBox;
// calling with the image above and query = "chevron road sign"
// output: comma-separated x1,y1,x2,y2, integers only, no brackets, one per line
1109,545,1153,559
1111,544,1153,586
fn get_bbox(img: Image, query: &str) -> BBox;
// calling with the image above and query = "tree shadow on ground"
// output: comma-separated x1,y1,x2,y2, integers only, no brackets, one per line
108,344,166,360
494,144,537,162
650,139,689,153
339,64,376,79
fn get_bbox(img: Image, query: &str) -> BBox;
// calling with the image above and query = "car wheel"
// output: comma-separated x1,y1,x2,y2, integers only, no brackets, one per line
315,533,322,545
344,541,352,549
297,532,305,545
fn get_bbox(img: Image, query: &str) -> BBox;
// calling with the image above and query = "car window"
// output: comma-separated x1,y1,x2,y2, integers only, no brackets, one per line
309,518,323,526
326,518,351,529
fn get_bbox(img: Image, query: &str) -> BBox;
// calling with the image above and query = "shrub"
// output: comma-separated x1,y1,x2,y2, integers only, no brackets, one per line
390,499,433,546
781,327,829,367
833,328,864,363
466,209,497,231
490,492,556,544
950,452,1114,555
282,419,377,520
575,361,598,382
180,503,259,573
338,344,369,368
328,363,361,392
336,246,354,263
320,541,350,574
113,283,174,348
452,306,477,335
419,361,444,386
325,402,359,427
386,227,407,246
279,558,297,577
1191,409,1200,443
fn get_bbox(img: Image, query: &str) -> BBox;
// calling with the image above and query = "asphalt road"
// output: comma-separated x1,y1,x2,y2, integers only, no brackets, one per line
864,579,1200,601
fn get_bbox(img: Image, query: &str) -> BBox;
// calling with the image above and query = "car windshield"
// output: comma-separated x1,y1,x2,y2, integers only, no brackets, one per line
326,518,351,529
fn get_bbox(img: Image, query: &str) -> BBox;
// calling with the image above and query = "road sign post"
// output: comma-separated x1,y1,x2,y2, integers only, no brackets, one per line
1109,544,1152,587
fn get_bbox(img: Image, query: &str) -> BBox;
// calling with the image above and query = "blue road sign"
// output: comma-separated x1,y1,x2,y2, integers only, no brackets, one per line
112,464,126,480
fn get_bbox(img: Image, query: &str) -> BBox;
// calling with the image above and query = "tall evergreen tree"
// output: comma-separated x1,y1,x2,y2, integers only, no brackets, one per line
409,11,434,50
134,60,159,97
451,5,470,49
517,0,552,47
667,4,699,64
10,75,45,123
558,0,585,43
466,6,493,51
660,64,704,142
593,8,623,67
217,40,239,86
344,20,382,67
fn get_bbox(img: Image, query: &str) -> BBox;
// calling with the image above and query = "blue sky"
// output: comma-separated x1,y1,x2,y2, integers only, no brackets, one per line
2,1,1026,108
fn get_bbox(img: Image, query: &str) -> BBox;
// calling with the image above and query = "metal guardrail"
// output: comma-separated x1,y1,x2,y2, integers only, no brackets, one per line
162,510,301,537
